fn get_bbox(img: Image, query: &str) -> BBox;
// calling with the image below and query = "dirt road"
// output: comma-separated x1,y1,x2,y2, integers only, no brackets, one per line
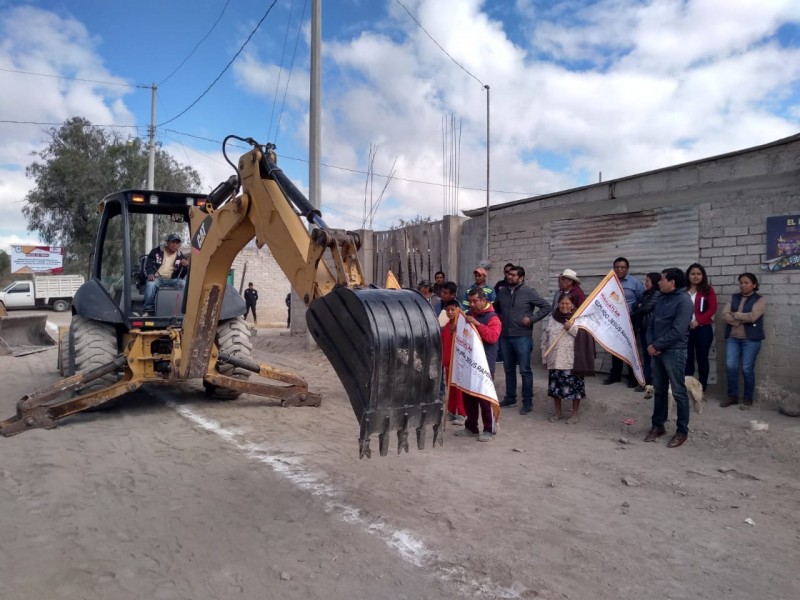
1,314,798,599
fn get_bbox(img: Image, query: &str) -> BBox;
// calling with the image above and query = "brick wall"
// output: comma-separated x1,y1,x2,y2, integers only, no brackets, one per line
231,244,291,326
464,134,800,391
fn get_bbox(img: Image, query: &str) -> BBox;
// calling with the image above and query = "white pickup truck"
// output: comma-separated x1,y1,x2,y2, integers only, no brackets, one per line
0,275,84,312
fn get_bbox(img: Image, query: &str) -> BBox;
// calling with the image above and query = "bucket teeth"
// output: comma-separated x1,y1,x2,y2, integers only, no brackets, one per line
397,430,409,454
378,417,391,456
359,436,371,460
416,409,428,450
397,412,410,454
432,422,442,447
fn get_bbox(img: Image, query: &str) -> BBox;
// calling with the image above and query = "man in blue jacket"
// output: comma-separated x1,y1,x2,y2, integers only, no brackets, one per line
494,265,551,414
645,267,694,448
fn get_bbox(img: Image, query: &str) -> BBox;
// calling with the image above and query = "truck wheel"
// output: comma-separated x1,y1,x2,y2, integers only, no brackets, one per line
72,315,120,393
203,317,252,400
52,299,70,312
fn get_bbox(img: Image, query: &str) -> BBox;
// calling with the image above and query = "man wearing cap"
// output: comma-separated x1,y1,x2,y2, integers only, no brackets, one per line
494,265,551,414
142,233,189,315
551,269,587,312
462,267,496,308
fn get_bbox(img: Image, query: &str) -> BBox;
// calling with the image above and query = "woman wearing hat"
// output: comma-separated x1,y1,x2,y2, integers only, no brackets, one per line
551,269,586,312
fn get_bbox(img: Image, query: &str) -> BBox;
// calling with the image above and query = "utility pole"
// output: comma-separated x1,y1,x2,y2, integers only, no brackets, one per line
310,0,321,211
146,83,157,249
484,84,490,261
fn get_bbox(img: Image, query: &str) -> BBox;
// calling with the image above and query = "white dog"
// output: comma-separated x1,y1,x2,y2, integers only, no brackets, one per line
644,376,705,418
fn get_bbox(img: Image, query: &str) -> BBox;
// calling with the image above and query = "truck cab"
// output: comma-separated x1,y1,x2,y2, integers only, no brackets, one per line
0,281,33,309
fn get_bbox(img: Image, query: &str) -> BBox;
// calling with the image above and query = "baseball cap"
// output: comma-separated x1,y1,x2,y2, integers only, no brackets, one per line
166,233,181,243
473,267,487,277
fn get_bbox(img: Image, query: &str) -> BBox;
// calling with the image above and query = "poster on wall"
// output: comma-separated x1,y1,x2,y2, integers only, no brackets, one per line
10,246,64,274
763,216,800,271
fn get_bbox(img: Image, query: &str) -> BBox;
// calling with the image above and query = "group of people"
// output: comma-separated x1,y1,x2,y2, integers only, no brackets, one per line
607,259,766,447
423,257,767,449
424,264,591,443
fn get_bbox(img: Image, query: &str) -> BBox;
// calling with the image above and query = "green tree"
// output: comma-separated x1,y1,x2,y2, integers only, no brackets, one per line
390,215,433,230
23,117,202,270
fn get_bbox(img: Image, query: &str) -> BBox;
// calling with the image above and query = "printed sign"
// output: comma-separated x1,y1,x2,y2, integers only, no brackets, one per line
763,215,800,271
10,246,64,274
449,311,499,405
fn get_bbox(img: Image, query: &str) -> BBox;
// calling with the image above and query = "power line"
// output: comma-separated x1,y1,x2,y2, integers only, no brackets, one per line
158,0,232,86
0,66,142,88
393,0,485,88
157,0,279,128
273,0,309,145
163,127,531,196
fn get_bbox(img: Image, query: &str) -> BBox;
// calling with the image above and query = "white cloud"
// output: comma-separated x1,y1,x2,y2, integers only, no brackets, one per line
1,0,799,239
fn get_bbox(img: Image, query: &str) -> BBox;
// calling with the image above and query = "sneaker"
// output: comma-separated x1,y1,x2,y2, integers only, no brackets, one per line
453,415,466,426
634,385,646,393
454,428,479,437
720,395,739,408
478,431,494,442
739,400,753,411
499,399,517,408
519,405,532,415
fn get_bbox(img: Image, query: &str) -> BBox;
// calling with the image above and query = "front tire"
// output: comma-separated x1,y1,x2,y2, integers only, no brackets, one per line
71,315,120,392
204,317,253,400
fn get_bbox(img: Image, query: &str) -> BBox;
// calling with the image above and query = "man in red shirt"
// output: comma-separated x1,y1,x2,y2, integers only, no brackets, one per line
455,288,502,442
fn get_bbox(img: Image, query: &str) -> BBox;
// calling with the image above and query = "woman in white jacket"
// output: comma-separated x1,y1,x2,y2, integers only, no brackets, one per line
541,293,596,424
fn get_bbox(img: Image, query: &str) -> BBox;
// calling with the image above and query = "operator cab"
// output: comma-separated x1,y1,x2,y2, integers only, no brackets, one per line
86,190,208,327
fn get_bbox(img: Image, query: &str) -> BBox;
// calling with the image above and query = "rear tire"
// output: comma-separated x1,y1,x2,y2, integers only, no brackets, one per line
204,317,252,400
72,315,120,393
57,332,74,377
52,299,70,312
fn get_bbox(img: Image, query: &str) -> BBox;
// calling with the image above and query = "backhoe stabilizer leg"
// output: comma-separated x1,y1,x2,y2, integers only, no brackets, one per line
203,373,322,407
1,356,134,437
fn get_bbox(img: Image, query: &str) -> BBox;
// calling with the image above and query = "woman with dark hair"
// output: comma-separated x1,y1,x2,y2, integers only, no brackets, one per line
721,272,766,409
633,272,662,394
685,263,717,391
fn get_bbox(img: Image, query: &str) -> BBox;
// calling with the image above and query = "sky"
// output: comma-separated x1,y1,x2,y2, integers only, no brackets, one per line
1,0,799,253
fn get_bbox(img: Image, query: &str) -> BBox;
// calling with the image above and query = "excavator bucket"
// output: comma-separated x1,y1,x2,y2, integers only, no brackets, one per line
0,314,56,357
307,287,443,458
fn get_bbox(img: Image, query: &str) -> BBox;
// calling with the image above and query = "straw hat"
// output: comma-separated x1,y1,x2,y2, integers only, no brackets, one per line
559,268,581,285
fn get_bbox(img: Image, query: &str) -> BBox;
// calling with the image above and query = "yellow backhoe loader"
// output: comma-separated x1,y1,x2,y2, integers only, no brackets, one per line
1,137,443,458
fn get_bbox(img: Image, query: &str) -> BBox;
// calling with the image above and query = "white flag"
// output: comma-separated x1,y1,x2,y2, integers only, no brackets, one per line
449,312,499,405
570,270,645,385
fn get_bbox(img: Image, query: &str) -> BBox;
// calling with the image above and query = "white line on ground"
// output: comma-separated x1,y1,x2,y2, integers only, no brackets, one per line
171,403,527,599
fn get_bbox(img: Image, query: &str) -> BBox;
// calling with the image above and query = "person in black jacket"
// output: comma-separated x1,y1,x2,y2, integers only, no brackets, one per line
645,268,694,448
142,233,189,315
633,272,662,393
244,282,259,325
493,266,551,414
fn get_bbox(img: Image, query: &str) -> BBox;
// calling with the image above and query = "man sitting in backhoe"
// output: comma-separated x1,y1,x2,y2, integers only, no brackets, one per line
142,232,189,316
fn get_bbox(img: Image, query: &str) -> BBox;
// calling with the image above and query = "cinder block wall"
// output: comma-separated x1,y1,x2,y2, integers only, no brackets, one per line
231,244,291,326
465,135,800,391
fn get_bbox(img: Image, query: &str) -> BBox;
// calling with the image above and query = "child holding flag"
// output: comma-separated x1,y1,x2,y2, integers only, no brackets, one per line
440,299,466,425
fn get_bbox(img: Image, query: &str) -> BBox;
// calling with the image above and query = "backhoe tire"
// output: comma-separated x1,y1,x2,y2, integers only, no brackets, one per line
204,317,252,400
72,315,120,393
57,332,74,377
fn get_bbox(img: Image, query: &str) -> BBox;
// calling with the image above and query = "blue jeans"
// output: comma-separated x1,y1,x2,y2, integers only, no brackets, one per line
651,348,689,434
686,324,714,390
143,277,185,312
499,335,533,407
726,338,761,401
